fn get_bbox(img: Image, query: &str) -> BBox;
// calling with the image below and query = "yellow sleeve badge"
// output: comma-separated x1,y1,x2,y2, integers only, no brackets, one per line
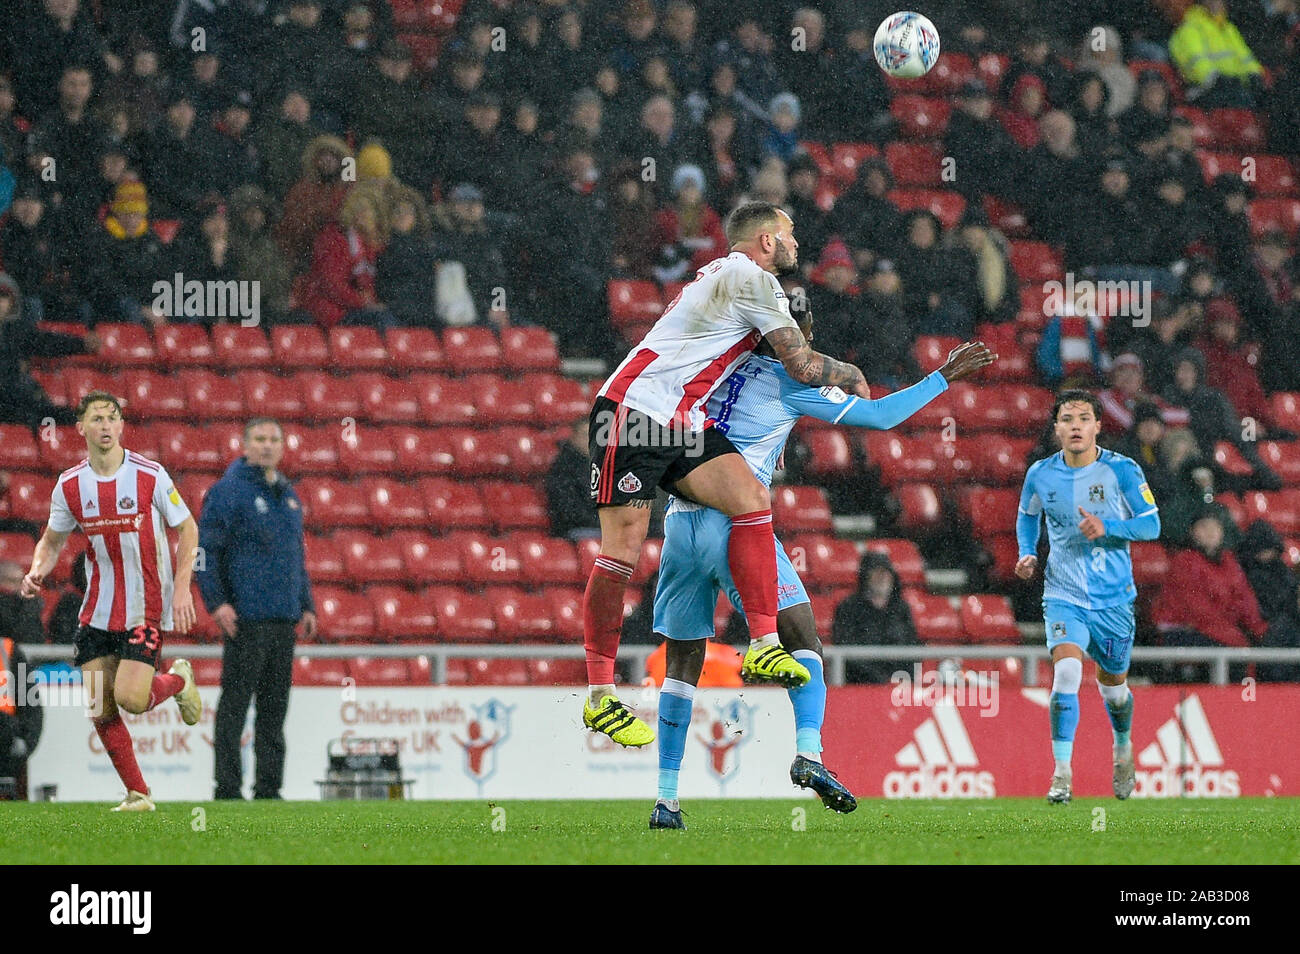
167,486,182,507
1139,482,1155,505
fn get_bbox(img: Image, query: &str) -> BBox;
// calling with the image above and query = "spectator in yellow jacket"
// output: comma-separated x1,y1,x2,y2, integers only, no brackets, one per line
1170,0,1265,108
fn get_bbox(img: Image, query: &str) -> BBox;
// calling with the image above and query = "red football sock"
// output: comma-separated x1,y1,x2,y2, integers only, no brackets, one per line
94,714,148,795
583,555,635,686
729,509,778,640
147,672,185,711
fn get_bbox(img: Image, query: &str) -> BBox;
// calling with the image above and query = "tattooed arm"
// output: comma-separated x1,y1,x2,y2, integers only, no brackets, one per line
763,327,872,397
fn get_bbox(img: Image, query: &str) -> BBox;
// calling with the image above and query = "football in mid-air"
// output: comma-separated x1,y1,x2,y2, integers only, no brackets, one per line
873,11,940,78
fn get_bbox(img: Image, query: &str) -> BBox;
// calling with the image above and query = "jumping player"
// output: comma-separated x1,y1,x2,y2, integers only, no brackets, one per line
648,311,996,829
583,202,874,747
1015,389,1161,804
21,391,202,811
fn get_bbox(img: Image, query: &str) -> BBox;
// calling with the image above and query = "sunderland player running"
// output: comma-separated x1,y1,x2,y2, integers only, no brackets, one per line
647,315,996,829
20,391,202,811
1015,390,1161,804
583,202,874,746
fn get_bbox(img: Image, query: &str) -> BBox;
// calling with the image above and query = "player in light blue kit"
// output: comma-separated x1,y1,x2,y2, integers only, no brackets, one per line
648,309,996,829
1015,389,1161,805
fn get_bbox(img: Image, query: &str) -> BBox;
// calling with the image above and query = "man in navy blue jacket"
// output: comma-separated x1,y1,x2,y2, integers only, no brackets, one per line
198,418,316,799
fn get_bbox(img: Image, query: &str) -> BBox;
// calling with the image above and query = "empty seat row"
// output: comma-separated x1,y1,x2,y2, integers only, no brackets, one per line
34,323,559,374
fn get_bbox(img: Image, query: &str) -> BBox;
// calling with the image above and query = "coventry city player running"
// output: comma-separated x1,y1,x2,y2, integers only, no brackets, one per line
648,313,995,829
1015,390,1161,804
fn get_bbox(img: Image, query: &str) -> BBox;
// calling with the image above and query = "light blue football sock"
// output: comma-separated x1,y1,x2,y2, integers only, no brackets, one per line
1049,692,1079,767
788,650,825,757
658,678,695,801
1103,687,1134,748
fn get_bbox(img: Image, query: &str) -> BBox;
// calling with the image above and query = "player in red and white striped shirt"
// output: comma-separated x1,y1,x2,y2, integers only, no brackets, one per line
21,391,202,811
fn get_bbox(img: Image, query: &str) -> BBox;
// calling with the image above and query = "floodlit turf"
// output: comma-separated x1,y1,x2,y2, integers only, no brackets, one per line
3,799,1298,864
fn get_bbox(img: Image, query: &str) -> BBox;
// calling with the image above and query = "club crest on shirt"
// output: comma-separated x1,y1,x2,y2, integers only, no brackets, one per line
590,463,600,493
618,472,643,494
1052,621,1067,639
117,496,135,511
1088,484,1105,502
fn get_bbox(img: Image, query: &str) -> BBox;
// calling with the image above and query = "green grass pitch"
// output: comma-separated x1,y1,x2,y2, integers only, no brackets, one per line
3,799,1298,864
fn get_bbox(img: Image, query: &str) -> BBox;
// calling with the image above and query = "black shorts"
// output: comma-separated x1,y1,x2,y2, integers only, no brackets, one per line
73,624,164,669
588,396,739,506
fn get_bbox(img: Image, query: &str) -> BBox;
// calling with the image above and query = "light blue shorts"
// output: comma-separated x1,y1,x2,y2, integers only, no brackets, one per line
653,508,809,641
1043,599,1136,675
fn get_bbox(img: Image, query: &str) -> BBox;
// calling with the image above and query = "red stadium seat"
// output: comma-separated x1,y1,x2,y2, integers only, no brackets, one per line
187,658,223,684
982,533,1023,586
862,432,940,486
960,486,1021,538
96,323,156,367
864,538,925,586
297,478,371,529
488,586,560,642
390,427,457,476
177,473,217,515
528,658,588,686
118,370,187,421
772,485,833,534
1174,106,1213,147
385,327,446,372
1009,241,1062,284
888,189,966,229
458,533,521,585
531,374,590,424
446,428,513,477
500,327,560,371
333,530,407,583
1213,492,1246,529
479,481,549,531
971,435,1035,484
607,280,664,327
412,375,478,425
238,370,305,419
328,326,389,370
922,52,975,93
418,477,488,529
29,369,69,408
447,658,530,685
829,141,882,185
1213,441,1254,478
211,325,273,369
314,587,377,641
407,656,434,683
800,429,854,477
982,195,1030,238
393,530,463,584
575,536,601,579
631,536,662,585
38,428,90,472
546,587,585,639
1271,393,1300,433
976,323,1032,382
369,586,439,642
517,534,582,584
500,426,559,477
471,374,535,425
154,324,215,368
799,141,834,178
1250,155,1299,197
281,426,341,476
425,586,496,642
891,95,952,139
903,589,963,643
787,535,859,588
399,32,444,73
805,589,843,638
0,531,36,565
976,52,1009,89
1248,197,1300,239
1130,541,1170,586
363,477,428,528
960,594,1019,643
151,422,241,473
270,325,329,369
0,426,40,469
350,653,421,684
1261,440,1300,484
1243,490,1300,535
442,327,503,372
297,370,362,420
894,482,944,532
294,655,351,685
303,533,348,583
335,425,397,475
183,370,245,421
352,372,421,423
884,142,944,186
1209,108,1266,151
913,335,963,374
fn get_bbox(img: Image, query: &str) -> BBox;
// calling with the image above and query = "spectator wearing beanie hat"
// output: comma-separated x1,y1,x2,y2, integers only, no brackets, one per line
85,180,173,326
651,164,726,283
998,74,1049,149
275,134,351,272
762,92,802,163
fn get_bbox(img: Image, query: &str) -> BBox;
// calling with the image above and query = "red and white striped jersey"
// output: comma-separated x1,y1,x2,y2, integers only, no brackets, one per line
48,450,192,631
598,252,798,430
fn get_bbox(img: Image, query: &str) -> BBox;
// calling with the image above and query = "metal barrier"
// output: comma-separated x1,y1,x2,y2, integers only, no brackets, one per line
21,641,1300,687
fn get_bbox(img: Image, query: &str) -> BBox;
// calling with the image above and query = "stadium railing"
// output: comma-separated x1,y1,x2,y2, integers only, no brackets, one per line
22,640,1300,687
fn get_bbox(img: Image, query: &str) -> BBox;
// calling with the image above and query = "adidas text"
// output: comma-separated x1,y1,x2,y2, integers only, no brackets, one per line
884,767,996,798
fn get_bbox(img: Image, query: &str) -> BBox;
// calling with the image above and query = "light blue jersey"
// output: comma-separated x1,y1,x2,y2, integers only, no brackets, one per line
654,358,948,637
1016,448,1161,610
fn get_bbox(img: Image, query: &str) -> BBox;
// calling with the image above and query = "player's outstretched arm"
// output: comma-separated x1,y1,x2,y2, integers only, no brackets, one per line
170,516,200,633
21,527,70,598
764,327,871,398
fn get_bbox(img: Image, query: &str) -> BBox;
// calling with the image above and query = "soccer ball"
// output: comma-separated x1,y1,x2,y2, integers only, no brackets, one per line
873,11,941,78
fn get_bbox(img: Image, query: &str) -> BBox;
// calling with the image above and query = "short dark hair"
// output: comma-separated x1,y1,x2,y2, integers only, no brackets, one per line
243,417,284,440
75,390,123,419
1052,389,1102,422
725,201,783,245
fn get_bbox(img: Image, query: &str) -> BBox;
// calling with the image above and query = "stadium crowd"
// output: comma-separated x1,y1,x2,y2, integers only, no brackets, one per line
2,0,1300,679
